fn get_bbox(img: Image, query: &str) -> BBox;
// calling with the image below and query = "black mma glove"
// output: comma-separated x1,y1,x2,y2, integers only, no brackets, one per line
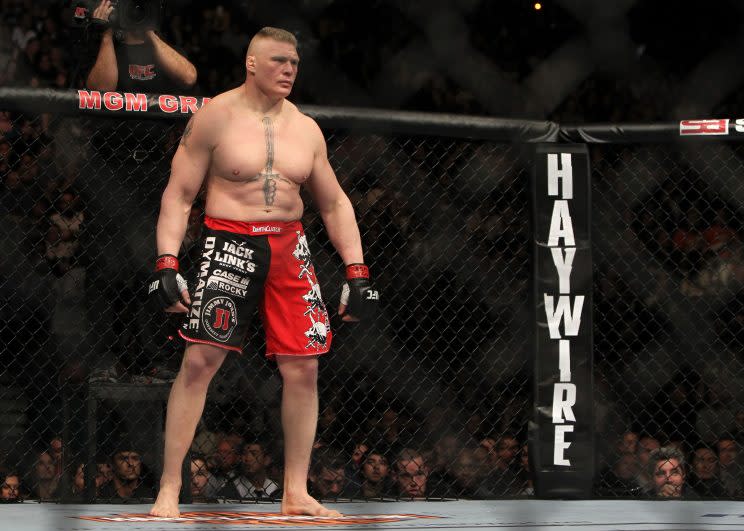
149,254,189,310
339,263,379,320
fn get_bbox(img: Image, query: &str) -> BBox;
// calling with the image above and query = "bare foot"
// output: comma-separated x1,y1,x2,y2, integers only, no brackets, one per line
149,484,181,518
281,494,342,517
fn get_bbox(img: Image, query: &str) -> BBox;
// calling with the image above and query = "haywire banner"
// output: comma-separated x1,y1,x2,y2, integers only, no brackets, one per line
529,144,594,498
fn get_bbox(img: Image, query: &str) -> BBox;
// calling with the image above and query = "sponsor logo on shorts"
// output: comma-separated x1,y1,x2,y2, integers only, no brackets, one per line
202,296,238,342
76,511,441,526
207,269,250,298
214,241,256,272
251,225,282,233
189,236,217,330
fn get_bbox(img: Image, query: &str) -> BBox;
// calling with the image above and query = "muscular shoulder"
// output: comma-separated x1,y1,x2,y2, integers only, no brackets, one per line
183,90,235,147
192,91,234,128
292,104,325,149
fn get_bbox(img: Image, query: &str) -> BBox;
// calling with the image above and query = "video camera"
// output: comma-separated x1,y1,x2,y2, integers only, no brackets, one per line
66,0,165,31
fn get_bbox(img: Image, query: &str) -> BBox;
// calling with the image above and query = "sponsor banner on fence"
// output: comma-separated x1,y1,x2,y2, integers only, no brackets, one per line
530,144,594,498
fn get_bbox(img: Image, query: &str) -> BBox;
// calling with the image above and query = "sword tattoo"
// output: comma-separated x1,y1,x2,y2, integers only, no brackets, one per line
261,117,278,207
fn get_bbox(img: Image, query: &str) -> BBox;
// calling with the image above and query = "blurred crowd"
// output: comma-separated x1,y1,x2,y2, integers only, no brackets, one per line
1,0,744,505
3,400,744,502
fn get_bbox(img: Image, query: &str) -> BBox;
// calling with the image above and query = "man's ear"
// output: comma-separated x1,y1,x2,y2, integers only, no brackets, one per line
246,55,256,74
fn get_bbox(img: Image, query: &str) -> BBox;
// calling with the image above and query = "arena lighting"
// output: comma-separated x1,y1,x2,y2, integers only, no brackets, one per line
534,2,542,10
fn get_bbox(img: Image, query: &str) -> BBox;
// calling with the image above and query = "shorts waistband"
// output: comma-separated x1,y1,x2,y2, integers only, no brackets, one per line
204,216,302,235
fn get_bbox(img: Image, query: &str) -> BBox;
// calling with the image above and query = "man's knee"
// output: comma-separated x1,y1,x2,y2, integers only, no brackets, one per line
181,344,226,385
277,356,318,384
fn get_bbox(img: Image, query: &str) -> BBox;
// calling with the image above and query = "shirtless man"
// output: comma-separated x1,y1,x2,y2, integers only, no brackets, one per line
148,27,378,518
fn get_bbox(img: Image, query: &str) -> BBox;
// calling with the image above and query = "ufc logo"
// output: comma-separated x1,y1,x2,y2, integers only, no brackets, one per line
366,290,380,301
129,64,156,80
213,308,231,330
679,119,729,135
148,280,159,294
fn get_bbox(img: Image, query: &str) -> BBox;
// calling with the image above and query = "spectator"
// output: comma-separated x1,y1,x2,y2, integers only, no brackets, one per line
355,450,391,499
635,434,661,492
646,446,695,498
345,440,368,484
716,434,742,497
374,406,404,456
190,419,219,463
309,449,354,500
48,436,63,477
205,437,241,496
28,450,60,500
687,443,727,498
449,448,491,499
97,446,154,500
479,433,521,496
220,441,279,500
70,462,109,498
429,433,462,484
0,471,22,502
595,451,641,497
70,463,86,498
97,461,113,487
189,455,212,500
392,448,430,499
85,1,196,93
615,430,639,456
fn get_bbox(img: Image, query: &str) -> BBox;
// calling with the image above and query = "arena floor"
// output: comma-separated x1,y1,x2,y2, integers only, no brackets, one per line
4,499,744,531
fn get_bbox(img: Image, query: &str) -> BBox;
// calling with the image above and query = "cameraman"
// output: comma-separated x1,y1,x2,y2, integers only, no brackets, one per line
85,0,196,92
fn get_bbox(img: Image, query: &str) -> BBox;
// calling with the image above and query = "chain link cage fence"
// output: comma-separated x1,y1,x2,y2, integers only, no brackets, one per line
0,97,533,503
1,92,743,504
591,142,744,499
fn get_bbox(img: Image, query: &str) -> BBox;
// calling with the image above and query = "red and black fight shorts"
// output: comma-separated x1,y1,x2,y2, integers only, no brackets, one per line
179,216,332,357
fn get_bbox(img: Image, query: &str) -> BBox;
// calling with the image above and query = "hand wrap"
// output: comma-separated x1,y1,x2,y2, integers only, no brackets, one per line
339,263,379,320
149,254,189,309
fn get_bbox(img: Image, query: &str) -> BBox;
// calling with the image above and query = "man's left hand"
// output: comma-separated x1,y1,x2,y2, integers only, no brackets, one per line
338,264,379,321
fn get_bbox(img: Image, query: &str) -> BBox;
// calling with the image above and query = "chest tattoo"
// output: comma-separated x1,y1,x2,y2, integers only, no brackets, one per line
260,117,278,206
246,117,293,208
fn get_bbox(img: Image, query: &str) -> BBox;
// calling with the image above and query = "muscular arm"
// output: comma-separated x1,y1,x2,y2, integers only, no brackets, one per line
305,122,364,265
86,29,118,91
156,108,215,256
146,31,197,89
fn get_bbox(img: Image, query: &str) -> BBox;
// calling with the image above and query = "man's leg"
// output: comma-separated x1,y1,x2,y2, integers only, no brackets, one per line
277,355,341,517
149,343,227,517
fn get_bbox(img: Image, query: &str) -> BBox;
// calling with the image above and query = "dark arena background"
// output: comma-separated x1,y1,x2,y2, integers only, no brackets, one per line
1,1,744,530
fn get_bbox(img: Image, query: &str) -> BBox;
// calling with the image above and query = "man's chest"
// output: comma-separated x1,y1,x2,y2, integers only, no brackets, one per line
213,121,315,184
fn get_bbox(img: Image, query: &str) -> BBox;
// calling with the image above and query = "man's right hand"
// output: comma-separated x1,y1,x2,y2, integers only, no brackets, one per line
149,254,191,313
91,0,114,24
